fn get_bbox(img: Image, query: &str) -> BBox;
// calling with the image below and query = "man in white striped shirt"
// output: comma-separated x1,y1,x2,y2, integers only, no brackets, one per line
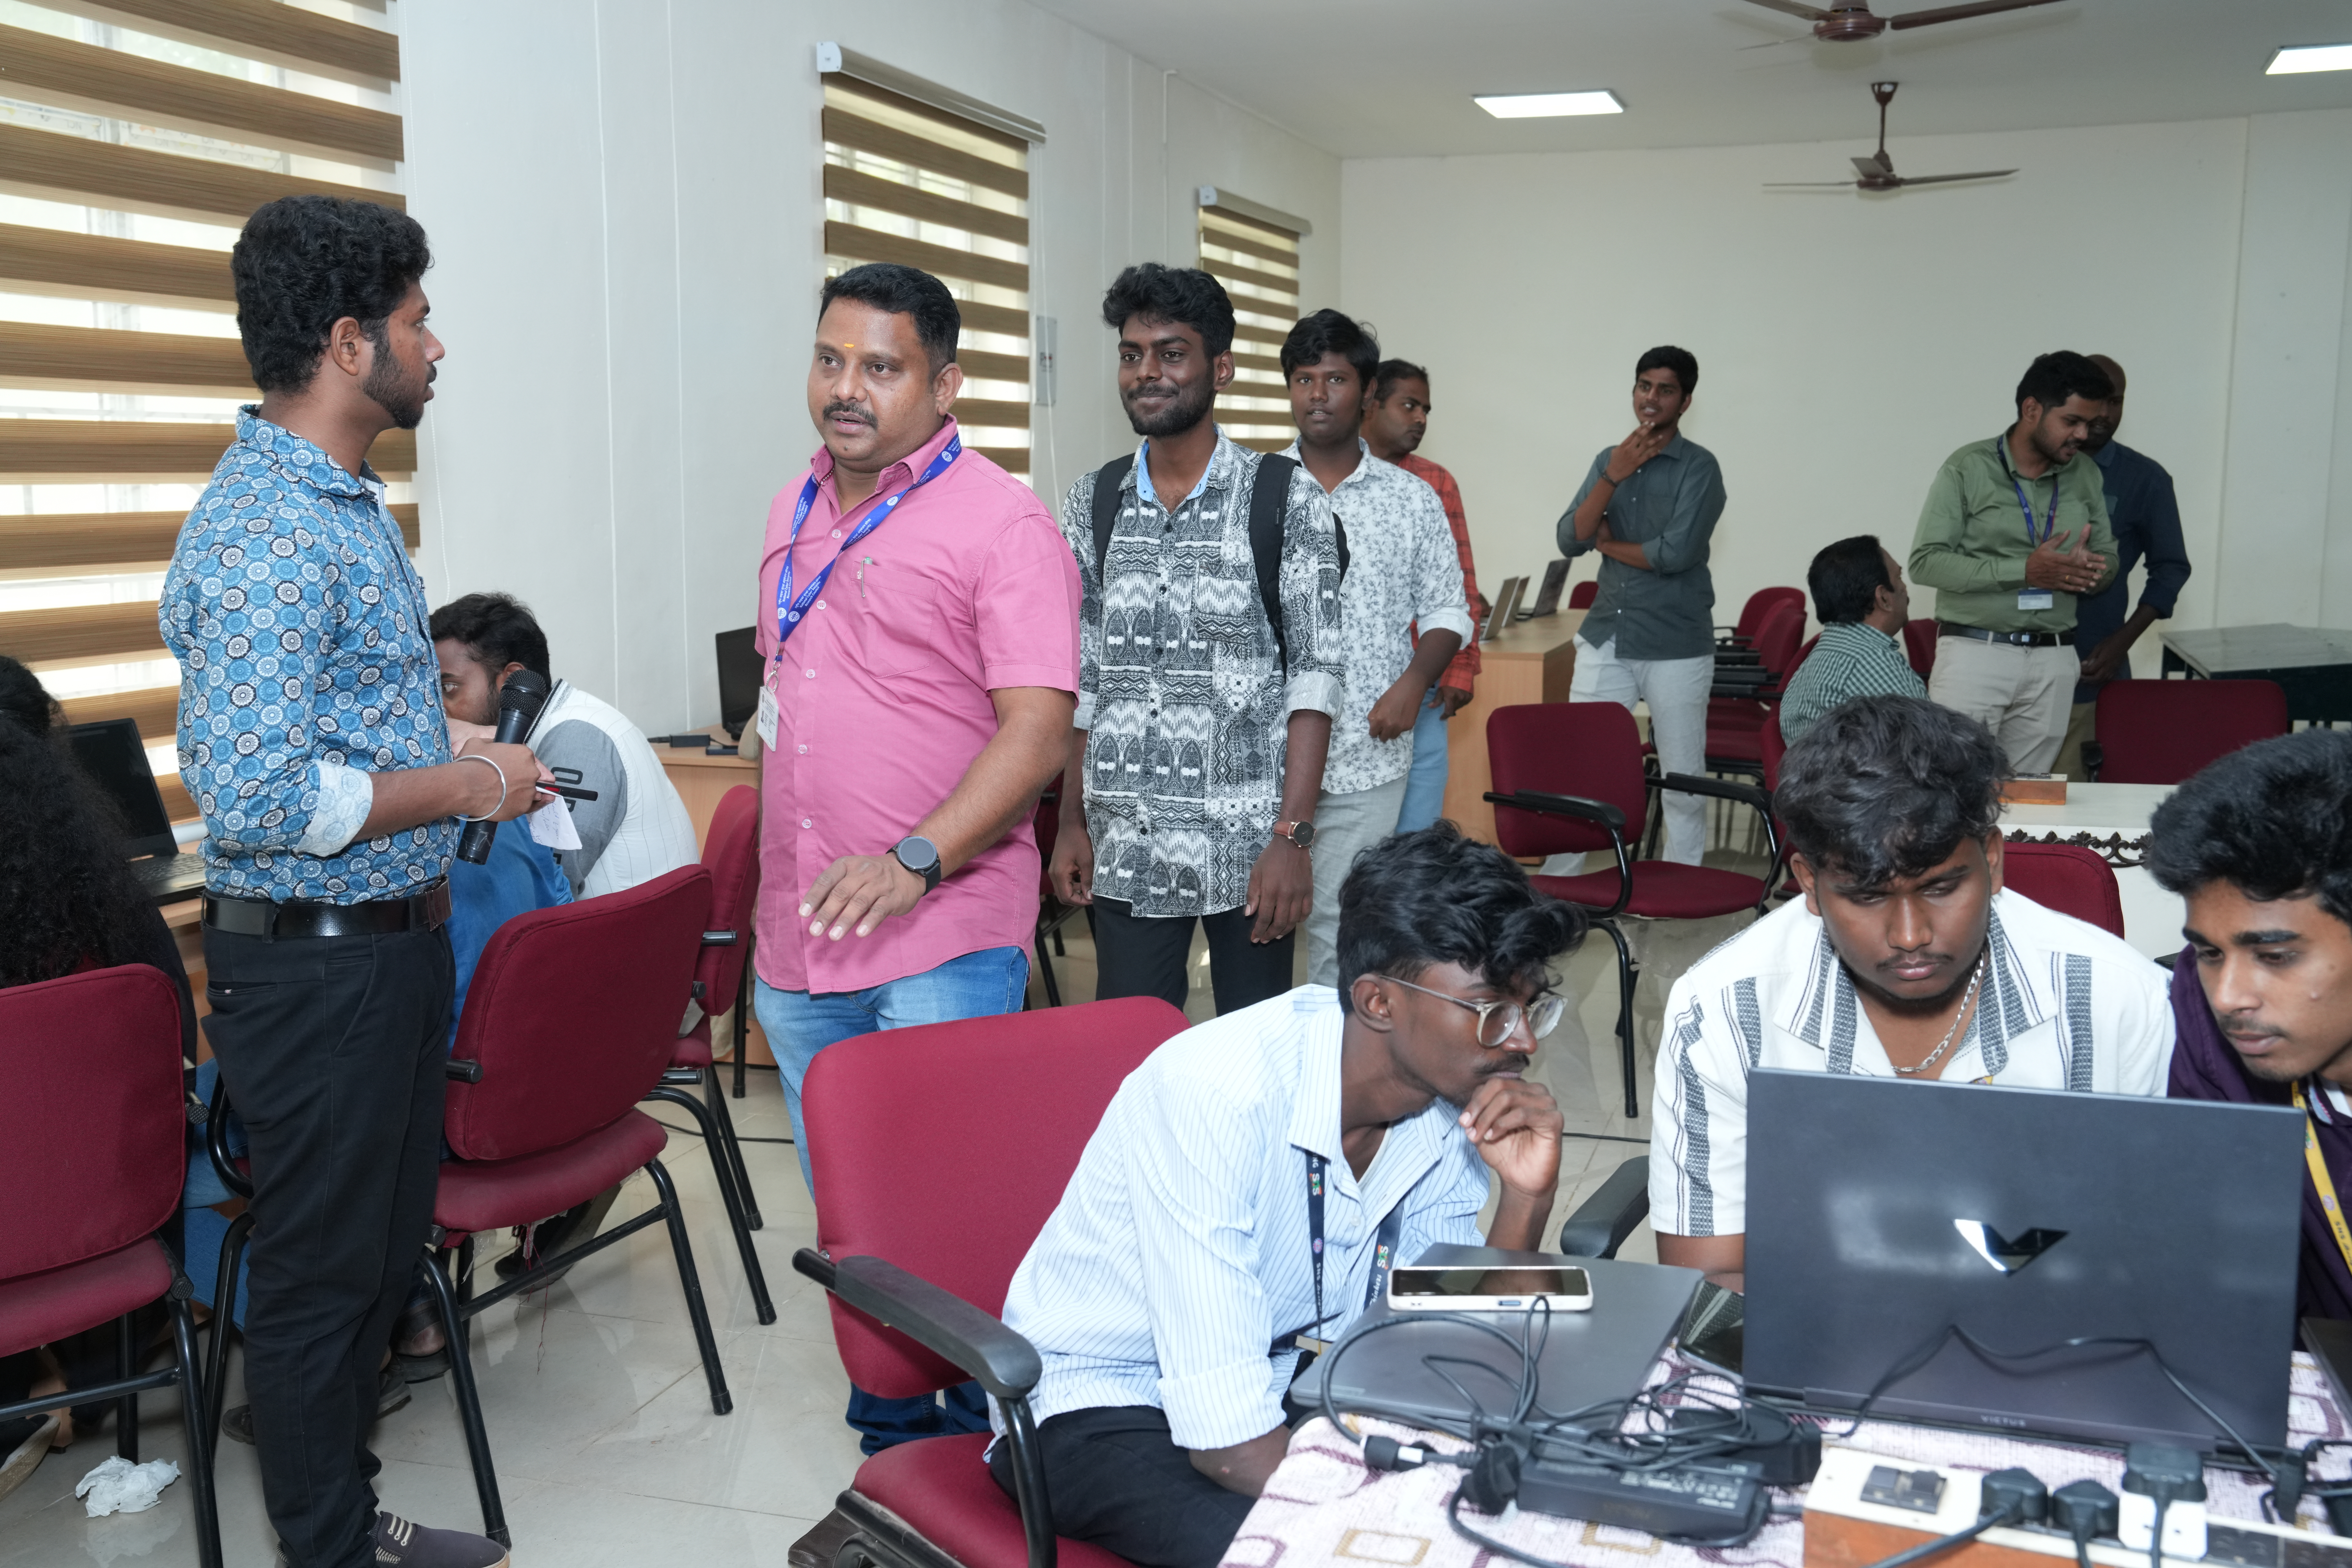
993,825,1584,1565
1651,697,2172,1290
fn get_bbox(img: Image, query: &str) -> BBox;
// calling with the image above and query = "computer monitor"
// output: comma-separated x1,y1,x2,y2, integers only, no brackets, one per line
1744,1069,2305,1451
715,626,761,739
65,717,179,859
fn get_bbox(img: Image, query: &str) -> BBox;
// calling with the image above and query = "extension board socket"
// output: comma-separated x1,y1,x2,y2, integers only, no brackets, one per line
1804,1447,2352,1568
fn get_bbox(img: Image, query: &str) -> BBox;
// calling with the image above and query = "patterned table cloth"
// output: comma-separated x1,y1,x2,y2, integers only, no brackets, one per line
1224,1351,2352,1568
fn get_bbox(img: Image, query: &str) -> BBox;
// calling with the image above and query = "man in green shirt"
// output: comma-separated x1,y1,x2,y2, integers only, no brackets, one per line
1909,351,2118,773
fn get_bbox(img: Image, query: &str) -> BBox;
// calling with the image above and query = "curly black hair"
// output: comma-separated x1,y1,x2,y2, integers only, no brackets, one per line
1336,822,1585,1011
1280,308,1379,382
0,698,158,992
232,195,432,394
0,653,61,736
430,592,551,684
2147,730,2352,927
1776,695,2007,888
1100,263,1236,359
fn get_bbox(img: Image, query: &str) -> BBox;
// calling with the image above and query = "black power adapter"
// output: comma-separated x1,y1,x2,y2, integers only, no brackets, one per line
1665,1403,1823,1486
1515,1457,1768,1540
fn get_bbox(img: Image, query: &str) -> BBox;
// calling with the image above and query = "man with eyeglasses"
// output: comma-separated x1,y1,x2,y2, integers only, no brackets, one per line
992,824,1583,1568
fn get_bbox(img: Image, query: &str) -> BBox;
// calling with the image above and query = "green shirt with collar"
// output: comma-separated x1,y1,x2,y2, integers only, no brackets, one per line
1908,432,2118,635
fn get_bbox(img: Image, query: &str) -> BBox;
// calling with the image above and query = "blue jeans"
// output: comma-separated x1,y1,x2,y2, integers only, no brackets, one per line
1395,689,1452,833
754,943,1028,1453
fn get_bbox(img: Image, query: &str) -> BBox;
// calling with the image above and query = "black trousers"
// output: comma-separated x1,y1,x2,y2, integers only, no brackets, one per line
1090,898,1294,1016
201,925,454,1568
988,1405,1256,1568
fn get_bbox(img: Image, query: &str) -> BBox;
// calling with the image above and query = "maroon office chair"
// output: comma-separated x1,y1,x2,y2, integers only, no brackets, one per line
2000,842,2126,939
1568,579,1598,610
1902,618,1938,680
1705,601,1808,782
790,996,1191,1568
1716,585,1805,652
0,967,221,1568
645,784,774,1322
2088,679,2291,785
1487,703,1779,1118
428,865,728,1546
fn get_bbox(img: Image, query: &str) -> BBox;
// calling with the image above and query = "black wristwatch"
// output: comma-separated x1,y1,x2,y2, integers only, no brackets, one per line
892,835,943,895
1276,819,1317,851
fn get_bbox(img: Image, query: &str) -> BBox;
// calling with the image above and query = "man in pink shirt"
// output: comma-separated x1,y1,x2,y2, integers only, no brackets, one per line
750,262,1079,1450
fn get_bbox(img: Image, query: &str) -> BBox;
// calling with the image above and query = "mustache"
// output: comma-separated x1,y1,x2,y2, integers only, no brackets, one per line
823,399,874,426
2216,1012,2283,1040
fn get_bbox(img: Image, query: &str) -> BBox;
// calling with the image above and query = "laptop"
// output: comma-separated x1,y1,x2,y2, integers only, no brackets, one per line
1744,1069,2305,1451
1480,576,1527,642
65,717,209,905
715,626,762,739
1519,558,1570,620
1291,1244,1700,1431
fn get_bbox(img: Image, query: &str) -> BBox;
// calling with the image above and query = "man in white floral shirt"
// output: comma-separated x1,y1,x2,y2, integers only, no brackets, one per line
1281,309,1472,986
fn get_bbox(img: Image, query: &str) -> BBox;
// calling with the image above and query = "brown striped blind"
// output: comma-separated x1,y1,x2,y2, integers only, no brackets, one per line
1198,202,1302,455
821,74,1032,475
0,3,406,823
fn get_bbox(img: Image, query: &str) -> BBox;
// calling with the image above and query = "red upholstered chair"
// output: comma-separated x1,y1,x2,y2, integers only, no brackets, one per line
1486,703,1779,1118
2089,678,2291,785
427,865,728,1547
1716,585,1805,653
0,967,221,1568
645,784,774,1323
2000,842,2126,939
790,996,1190,1568
1568,579,1598,610
1902,618,1938,680
1706,601,1808,782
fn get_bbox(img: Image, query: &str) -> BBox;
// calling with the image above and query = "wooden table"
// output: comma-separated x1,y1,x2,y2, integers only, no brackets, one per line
2159,623,2352,724
1441,610,1584,844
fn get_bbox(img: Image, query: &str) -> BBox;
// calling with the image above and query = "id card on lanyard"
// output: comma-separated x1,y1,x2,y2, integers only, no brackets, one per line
1997,437,2061,612
1276,1152,1405,1358
756,435,962,745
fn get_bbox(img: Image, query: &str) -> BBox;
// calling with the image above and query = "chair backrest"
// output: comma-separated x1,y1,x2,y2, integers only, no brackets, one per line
1761,706,1789,794
1735,586,1806,645
693,786,760,1007
1568,579,1597,610
447,864,712,1161
1752,602,1808,697
805,995,1190,1396
0,965,185,1281
2093,679,2291,785
2000,842,2125,939
1487,702,1650,859
1902,618,1938,680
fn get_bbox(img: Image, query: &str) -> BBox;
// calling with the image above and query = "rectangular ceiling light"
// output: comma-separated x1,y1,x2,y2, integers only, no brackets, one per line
1474,90,1623,118
2268,44,2352,74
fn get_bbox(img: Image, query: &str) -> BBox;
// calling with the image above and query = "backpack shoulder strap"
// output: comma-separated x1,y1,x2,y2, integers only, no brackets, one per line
1250,453,1298,672
1090,453,1136,584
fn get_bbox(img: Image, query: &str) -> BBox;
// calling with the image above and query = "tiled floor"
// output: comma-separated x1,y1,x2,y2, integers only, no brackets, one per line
0,810,1768,1565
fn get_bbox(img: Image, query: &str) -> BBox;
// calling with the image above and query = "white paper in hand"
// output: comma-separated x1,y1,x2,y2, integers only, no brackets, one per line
529,800,582,852
76,1455,180,1516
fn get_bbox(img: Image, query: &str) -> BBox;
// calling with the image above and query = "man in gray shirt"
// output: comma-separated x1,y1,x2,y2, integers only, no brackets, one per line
1556,346,1727,865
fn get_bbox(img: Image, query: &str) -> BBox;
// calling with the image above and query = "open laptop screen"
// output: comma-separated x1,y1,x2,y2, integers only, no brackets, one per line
65,717,179,860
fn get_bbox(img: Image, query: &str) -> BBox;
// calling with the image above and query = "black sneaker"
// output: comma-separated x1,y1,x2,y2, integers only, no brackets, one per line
226,1368,410,1445
371,1511,510,1568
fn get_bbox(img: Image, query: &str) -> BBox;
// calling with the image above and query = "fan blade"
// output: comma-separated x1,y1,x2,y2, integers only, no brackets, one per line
1889,169,2018,184
1738,34,1811,48
1763,181,1861,187
1741,0,1832,18
1888,0,2065,29
1853,153,1893,176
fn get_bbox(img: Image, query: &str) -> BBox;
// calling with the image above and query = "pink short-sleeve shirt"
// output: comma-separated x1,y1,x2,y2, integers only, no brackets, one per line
753,418,1081,994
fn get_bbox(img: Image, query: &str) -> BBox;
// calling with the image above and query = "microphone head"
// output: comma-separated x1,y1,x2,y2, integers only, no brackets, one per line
495,668,551,724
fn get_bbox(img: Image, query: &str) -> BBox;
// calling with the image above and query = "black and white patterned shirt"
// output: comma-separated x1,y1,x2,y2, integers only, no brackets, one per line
1059,430,1343,918
1650,890,2174,1238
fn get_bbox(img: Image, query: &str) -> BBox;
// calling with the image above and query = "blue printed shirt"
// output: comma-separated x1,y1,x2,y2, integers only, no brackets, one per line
160,408,455,902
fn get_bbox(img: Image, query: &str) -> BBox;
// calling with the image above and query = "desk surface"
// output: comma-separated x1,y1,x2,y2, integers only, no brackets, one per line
1999,781,2171,837
2160,623,2352,674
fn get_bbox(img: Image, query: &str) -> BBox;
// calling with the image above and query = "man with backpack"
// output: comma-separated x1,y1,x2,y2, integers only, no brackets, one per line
1048,264,1343,1013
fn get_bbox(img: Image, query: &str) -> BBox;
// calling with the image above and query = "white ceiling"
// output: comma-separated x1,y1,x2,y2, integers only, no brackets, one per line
1029,0,2352,159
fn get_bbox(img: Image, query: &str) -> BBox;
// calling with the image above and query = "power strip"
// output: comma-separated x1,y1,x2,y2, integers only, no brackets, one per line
1803,1448,2348,1568
1517,1457,1766,1538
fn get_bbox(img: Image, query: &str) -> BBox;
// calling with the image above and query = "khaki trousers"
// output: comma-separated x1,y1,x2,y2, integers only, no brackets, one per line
1925,635,2076,773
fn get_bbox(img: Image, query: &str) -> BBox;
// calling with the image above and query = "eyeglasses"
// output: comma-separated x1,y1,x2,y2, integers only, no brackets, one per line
1379,974,1565,1048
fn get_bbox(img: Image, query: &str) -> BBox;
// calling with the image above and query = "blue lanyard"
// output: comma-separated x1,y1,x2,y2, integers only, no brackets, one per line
1288,1152,1404,1353
1996,437,2061,547
772,435,961,655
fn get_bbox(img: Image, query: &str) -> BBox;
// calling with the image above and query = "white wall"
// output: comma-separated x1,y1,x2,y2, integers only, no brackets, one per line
1341,110,2352,644
397,0,1340,731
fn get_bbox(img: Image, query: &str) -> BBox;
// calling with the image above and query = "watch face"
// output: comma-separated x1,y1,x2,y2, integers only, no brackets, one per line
1290,821,1316,849
898,836,940,871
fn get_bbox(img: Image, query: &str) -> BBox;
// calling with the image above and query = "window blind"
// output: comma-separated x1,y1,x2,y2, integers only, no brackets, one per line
0,1,408,824
1197,198,1302,455
821,71,1032,475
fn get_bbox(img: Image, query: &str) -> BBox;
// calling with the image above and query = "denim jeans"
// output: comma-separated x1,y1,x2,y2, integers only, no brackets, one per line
753,943,1028,1453
1395,689,1452,833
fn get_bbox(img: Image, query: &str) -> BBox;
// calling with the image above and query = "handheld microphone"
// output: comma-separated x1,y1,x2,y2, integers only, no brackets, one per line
455,669,551,865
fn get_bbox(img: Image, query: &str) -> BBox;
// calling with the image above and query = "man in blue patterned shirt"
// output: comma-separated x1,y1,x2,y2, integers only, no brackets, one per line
160,196,539,1568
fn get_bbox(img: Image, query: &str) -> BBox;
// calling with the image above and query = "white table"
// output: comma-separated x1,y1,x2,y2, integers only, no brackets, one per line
1999,782,2180,959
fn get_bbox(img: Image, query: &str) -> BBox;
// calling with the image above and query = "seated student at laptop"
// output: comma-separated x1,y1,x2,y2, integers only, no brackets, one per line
994,824,1582,1568
2151,730,2352,1319
1651,695,2174,1288
432,592,698,898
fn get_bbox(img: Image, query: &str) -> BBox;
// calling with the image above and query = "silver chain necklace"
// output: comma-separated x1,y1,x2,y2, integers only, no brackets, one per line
1892,949,1989,1078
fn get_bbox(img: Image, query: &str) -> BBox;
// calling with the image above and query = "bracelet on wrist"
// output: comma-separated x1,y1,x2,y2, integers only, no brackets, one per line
452,752,508,823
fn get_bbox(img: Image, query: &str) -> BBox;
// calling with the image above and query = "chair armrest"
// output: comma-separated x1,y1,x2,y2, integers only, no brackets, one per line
793,1248,1042,1401
1714,648,1763,668
700,930,739,946
445,1058,483,1083
1657,773,1771,814
204,1077,253,1201
1558,1156,1650,1259
1485,789,1626,834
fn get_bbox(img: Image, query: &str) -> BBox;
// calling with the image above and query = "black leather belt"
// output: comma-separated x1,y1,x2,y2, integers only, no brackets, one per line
203,879,451,939
1938,621,2075,649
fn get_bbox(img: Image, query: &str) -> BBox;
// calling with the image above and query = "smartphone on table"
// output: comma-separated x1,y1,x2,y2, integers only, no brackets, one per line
1387,1264,1593,1313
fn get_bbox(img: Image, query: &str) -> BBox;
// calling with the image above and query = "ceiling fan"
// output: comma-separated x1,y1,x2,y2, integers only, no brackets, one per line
1740,0,2069,45
1766,81,2017,192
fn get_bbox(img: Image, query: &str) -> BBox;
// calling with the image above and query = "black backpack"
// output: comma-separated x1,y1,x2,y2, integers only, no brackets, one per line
1088,451,1347,672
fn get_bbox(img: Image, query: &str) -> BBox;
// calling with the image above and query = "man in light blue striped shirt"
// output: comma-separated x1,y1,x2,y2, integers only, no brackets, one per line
992,825,1584,1565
